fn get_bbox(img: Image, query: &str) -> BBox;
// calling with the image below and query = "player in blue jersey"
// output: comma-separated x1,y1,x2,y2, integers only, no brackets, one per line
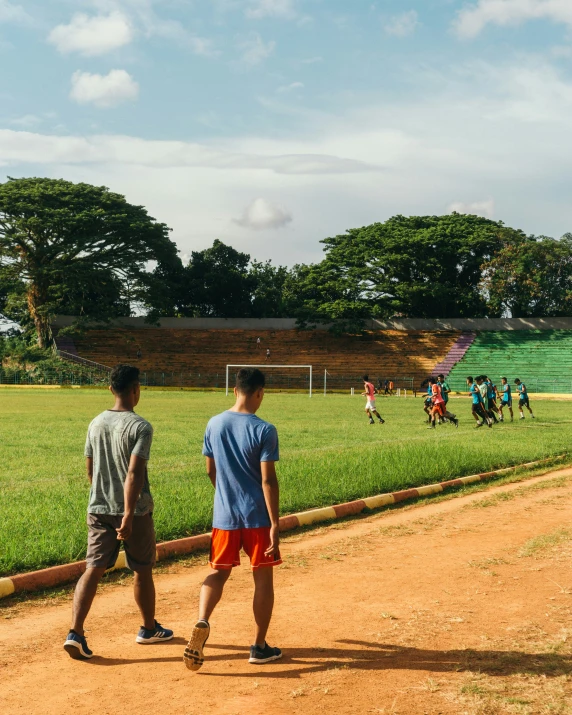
483,375,500,423
421,379,433,424
437,374,451,422
514,379,534,420
498,377,513,422
467,376,492,428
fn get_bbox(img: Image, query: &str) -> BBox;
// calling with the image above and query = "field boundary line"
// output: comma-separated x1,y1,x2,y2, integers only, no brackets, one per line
0,454,566,601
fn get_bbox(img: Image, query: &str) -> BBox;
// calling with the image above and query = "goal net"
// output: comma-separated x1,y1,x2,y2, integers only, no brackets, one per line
226,364,313,397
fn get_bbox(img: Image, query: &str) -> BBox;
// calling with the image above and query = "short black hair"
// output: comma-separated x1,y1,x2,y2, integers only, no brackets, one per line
438,374,444,380
110,364,140,394
236,367,265,395
362,375,369,382
429,377,437,384
502,376,507,381
514,378,521,384
466,376,473,382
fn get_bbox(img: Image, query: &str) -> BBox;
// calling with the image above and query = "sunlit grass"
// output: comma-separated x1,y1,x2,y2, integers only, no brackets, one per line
0,389,569,575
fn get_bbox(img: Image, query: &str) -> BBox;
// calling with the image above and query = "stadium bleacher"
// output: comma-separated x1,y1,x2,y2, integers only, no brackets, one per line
447,331,572,393
70,328,461,390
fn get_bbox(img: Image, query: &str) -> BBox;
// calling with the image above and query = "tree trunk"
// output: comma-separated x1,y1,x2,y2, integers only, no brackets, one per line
27,284,51,348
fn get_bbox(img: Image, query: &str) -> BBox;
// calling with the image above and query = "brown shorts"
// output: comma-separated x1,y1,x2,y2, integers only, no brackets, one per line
86,513,156,572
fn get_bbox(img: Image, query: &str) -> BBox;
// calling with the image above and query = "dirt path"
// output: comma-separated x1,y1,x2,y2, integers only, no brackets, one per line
2,469,572,715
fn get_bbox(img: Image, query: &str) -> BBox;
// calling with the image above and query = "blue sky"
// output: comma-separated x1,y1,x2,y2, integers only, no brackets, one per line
1,0,572,266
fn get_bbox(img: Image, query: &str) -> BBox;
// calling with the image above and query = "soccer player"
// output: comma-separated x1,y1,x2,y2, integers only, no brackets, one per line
362,375,385,425
428,377,458,428
437,374,451,422
498,377,513,422
483,375,500,423
184,368,282,672
421,379,433,423
514,378,534,419
467,376,492,428
64,365,173,660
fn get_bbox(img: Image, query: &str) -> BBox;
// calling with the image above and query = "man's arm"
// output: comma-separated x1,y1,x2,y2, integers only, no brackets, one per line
206,456,217,488
86,457,93,485
116,454,147,541
261,461,280,558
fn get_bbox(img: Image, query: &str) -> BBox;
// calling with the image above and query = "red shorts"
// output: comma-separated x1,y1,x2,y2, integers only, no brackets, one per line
432,402,446,416
209,528,282,570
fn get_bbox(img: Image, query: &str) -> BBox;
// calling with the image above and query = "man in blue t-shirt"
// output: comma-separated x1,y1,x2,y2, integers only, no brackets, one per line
466,376,492,428
515,378,535,420
184,368,282,673
498,377,513,422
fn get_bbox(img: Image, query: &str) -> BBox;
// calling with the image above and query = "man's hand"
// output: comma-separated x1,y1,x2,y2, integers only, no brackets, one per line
264,524,280,558
116,514,134,541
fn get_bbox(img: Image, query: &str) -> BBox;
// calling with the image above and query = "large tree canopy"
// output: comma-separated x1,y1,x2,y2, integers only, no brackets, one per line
481,234,572,318
305,214,527,328
0,177,179,345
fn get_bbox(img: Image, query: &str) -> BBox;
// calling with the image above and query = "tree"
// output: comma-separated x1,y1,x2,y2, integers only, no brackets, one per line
481,234,572,317
249,260,289,318
0,177,179,346
291,214,525,330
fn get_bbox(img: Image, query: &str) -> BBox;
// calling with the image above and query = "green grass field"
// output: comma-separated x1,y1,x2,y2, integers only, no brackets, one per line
0,389,570,576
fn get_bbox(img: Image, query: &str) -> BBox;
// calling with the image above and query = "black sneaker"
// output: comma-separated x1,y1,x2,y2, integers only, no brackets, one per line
369,419,374,425
454,418,459,428
379,418,385,424
249,642,282,664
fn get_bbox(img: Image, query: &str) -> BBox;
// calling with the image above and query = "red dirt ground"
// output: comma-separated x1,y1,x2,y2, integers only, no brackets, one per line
2,468,572,715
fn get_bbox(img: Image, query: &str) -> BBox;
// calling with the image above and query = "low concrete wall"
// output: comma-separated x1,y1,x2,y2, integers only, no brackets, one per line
52,316,572,332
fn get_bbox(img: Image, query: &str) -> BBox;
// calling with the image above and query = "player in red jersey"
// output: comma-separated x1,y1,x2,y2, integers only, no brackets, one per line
362,375,385,425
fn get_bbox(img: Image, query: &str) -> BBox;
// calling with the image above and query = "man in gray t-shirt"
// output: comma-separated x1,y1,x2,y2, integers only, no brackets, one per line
64,365,173,661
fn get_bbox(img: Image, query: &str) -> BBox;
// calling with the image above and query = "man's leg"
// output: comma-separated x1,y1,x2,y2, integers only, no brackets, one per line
252,567,274,647
184,569,232,672
526,401,534,417
199,569,232,622
133,566,156,631
366,408,374,424
70,566,107,636
372,409,385,423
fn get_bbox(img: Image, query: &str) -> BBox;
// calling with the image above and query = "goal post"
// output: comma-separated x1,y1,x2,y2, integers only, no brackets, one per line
226,364,313,397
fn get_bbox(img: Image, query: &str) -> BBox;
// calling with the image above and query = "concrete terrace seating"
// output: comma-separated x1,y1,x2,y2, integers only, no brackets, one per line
432,332,476,377
72,329,461,389
447,330,572,393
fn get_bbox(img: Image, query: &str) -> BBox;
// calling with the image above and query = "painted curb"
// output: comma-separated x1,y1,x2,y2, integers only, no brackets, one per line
0,455,565,600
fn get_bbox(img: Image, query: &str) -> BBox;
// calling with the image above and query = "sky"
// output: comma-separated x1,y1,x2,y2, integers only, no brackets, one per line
1,0,572,267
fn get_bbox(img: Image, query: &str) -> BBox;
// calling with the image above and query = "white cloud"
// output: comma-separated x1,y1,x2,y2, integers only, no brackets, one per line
0,0,28,23
70,70,139,108
448,199,495,218
0,129,376,174
9,114,42,128
454,0,572,39
234,198,292,229
277,81,304,93
384,10,420,37
245,0,296,19
237,32,275,65
48,11,133,56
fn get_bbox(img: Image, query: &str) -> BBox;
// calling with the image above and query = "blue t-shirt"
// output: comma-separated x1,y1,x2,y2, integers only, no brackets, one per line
470,383,482,404
502,384,511,402
518,383,528,398
487,381,495,400
203,411,280,530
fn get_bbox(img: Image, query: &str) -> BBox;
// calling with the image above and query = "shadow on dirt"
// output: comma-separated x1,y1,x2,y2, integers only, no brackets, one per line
90,638,572,678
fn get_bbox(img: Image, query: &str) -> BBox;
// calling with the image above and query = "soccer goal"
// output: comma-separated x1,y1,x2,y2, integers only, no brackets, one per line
226,364,313,397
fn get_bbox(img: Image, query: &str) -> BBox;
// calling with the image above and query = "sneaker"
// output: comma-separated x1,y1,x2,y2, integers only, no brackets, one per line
64,630,93,660
369,419,375,425
531,415,535,419
379,418,385,424
520,416,525,420
487,421,493,428
475,422,483,429
136,620,174,644
249,642,282,664
454,418,459,428
184,620,210,671
427,424,435,429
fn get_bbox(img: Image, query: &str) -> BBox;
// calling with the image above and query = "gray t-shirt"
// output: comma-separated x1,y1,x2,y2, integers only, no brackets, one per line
84,410,154,516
